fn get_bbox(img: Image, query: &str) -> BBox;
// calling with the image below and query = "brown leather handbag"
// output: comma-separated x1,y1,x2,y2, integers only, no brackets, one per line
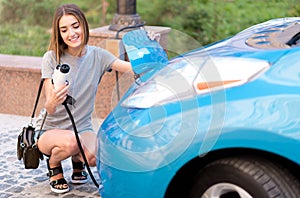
17,79,45,169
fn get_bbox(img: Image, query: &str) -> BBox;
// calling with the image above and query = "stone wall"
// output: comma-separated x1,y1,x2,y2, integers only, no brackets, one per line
0,55,44,116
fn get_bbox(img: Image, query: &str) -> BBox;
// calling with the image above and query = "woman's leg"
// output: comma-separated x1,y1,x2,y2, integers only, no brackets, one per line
38,129,97,166
77,131,97,166
38,129,97,192
37,129,78,192
38,129,80,165
70,132,97,184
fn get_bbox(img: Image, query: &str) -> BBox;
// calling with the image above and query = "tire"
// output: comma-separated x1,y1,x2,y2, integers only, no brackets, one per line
188,157,300,198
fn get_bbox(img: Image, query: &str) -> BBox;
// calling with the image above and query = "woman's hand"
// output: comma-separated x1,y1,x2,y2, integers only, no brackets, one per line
147,30,161,42
44,79,69,114
112,29,162,74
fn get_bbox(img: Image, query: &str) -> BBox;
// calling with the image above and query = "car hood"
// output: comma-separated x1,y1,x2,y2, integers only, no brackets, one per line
123,18,300,85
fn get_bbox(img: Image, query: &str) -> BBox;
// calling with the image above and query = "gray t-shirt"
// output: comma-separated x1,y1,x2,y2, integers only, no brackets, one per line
36,45,117,133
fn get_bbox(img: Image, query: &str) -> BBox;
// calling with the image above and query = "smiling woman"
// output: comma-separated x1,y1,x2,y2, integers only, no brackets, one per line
32,3,159,195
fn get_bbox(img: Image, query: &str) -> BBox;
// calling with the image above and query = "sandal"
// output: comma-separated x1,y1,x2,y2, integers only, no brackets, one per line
71,160,88,184
46,159,69,194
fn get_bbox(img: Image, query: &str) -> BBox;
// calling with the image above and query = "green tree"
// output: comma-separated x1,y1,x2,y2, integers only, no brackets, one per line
0,0,60,27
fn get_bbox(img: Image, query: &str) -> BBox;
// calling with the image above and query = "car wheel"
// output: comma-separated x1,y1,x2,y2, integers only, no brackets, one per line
188,157,300,198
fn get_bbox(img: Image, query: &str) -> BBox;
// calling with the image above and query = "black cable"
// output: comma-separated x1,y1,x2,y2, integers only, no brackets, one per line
115,22,145,39
63,98,99,188
286,31,300,46
115,71,120,101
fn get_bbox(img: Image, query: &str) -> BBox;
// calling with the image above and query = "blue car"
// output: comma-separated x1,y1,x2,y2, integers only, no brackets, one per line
97,17,300,198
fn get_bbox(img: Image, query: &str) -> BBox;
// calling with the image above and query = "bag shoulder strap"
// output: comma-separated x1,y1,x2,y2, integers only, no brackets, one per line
31,78,45,123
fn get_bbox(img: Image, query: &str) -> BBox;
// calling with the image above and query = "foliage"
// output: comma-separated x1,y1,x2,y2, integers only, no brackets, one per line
0,0,60,27
0,0,300,56
139,0,300,46
0,24,50,56
61,0,111,28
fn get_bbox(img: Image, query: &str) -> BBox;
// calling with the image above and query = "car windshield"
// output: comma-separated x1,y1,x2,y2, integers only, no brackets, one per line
246,19,300,49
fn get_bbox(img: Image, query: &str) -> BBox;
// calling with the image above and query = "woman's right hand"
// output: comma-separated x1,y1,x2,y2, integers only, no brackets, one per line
44,78,69,114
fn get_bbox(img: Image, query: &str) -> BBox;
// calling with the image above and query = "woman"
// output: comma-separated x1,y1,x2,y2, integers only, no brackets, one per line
36,3,159,194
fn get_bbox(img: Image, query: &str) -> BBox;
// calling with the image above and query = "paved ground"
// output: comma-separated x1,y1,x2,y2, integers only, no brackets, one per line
0,113,101,198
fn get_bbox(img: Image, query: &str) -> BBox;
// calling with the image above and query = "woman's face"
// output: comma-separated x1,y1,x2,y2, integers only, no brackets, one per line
59,14,83,55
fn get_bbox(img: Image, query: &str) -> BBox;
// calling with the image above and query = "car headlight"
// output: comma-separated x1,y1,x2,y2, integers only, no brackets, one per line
122,56,270,109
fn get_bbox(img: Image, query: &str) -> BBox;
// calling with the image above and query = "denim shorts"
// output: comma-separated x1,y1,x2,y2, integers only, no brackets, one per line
34,130,46,142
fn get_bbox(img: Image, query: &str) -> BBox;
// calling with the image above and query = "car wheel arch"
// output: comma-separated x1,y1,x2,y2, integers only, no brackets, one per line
164,148,300,198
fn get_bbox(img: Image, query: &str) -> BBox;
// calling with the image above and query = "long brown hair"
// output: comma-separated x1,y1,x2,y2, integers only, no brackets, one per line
48,4,89,63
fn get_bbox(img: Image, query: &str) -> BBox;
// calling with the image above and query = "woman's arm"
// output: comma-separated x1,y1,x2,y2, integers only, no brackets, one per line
44,78,69,114
110,59,133,74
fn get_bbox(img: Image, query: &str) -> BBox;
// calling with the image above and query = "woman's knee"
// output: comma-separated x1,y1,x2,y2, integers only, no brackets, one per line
87,155,96,167
78,150,96,167
64,136,80,155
